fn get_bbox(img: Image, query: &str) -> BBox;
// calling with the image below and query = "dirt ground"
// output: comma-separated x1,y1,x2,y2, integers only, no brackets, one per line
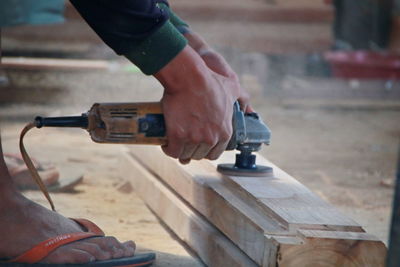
0,0,399,265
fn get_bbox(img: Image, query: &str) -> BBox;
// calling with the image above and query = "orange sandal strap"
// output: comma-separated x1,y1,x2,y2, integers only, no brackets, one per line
8,232,102,264
7,218,105,264
73,218,105,236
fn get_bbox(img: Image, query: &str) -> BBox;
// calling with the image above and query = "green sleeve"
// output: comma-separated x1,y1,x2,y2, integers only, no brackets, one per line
124,20,188,75
71,0,189,75
124,3,190,75
158,3,190,34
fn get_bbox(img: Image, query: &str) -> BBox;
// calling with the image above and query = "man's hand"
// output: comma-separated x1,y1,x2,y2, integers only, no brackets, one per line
154,46,240,164
184,31,254,113
199,50,254,113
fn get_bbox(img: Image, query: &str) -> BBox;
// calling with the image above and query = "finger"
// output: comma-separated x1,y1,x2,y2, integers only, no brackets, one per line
238,101,246,111
179,158,191,165
201,51,231,77
238,96,249,112
192,143,214,160
245,104,255,113
161,139,184,159
206,140,229,160
179,143,199,161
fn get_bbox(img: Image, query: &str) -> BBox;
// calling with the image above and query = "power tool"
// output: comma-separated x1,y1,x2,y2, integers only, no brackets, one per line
33,101,273,176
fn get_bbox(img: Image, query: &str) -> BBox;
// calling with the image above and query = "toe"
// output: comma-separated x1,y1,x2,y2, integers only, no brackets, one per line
122,240,136,257
111,246,125,259
66,240,112,261
42,247,95,264
87,236,126,259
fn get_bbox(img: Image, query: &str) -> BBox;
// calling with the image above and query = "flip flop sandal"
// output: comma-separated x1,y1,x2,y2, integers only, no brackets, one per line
0,218,155,267
9,125,156,266
4,153,83,192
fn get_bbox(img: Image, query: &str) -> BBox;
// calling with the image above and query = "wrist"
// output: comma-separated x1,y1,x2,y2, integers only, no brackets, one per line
154,45,210,94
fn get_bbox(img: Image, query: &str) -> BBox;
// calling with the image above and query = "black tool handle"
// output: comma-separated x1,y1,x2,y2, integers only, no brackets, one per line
35,115,88,129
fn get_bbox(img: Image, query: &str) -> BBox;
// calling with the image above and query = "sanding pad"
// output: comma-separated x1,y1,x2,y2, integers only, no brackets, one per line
217,164,273,177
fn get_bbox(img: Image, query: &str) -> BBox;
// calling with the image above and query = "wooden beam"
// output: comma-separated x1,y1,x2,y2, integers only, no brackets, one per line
214,152,361,232
127,147,283,265
275,230,386,266
125,146,387,266
1,57,110,71
121,154,257,267
65,1,333,23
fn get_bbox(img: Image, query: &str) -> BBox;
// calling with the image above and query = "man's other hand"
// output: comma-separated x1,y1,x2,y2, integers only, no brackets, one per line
184,31,254,113
154,46,240,164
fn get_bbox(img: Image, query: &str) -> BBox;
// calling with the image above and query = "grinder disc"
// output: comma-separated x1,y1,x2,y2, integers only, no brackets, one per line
217,164,273,177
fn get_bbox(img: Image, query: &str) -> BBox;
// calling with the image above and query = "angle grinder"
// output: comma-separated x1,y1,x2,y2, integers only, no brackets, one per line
33,101,272,176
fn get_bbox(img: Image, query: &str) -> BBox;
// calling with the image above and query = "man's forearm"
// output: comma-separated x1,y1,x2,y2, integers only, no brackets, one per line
183,31,213,55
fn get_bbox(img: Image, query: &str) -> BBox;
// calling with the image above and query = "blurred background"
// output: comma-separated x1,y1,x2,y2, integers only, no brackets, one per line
0,0,399,265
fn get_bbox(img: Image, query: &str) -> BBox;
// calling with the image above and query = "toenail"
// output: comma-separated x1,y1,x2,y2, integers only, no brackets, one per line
89,256,96,262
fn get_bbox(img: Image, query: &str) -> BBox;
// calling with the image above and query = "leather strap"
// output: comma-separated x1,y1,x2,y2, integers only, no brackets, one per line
19,123,56,211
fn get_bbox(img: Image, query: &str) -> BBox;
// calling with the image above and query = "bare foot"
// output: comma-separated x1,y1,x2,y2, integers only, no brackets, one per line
0,190,135,264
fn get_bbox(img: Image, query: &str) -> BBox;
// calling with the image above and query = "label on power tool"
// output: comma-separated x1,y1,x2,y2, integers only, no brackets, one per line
138,114,166,137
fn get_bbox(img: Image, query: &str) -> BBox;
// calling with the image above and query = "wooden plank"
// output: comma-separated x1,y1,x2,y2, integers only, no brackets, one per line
121,154,257,267
1,57,110,71
66,1,333,23
281,99,400,111
214,152,362,232
173,6,333,23
131,146,361,231
276,230,386,266
127,146,285,265
126,146,387,266
265,231,386,267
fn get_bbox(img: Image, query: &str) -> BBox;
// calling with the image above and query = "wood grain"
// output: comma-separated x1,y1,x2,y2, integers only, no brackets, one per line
276,230,386,267
127,146,284,265
125,146,387,266
214,152,362,232
121,154,257,267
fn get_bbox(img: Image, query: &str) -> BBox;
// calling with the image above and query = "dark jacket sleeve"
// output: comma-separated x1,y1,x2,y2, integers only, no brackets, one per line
70,0,188,75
